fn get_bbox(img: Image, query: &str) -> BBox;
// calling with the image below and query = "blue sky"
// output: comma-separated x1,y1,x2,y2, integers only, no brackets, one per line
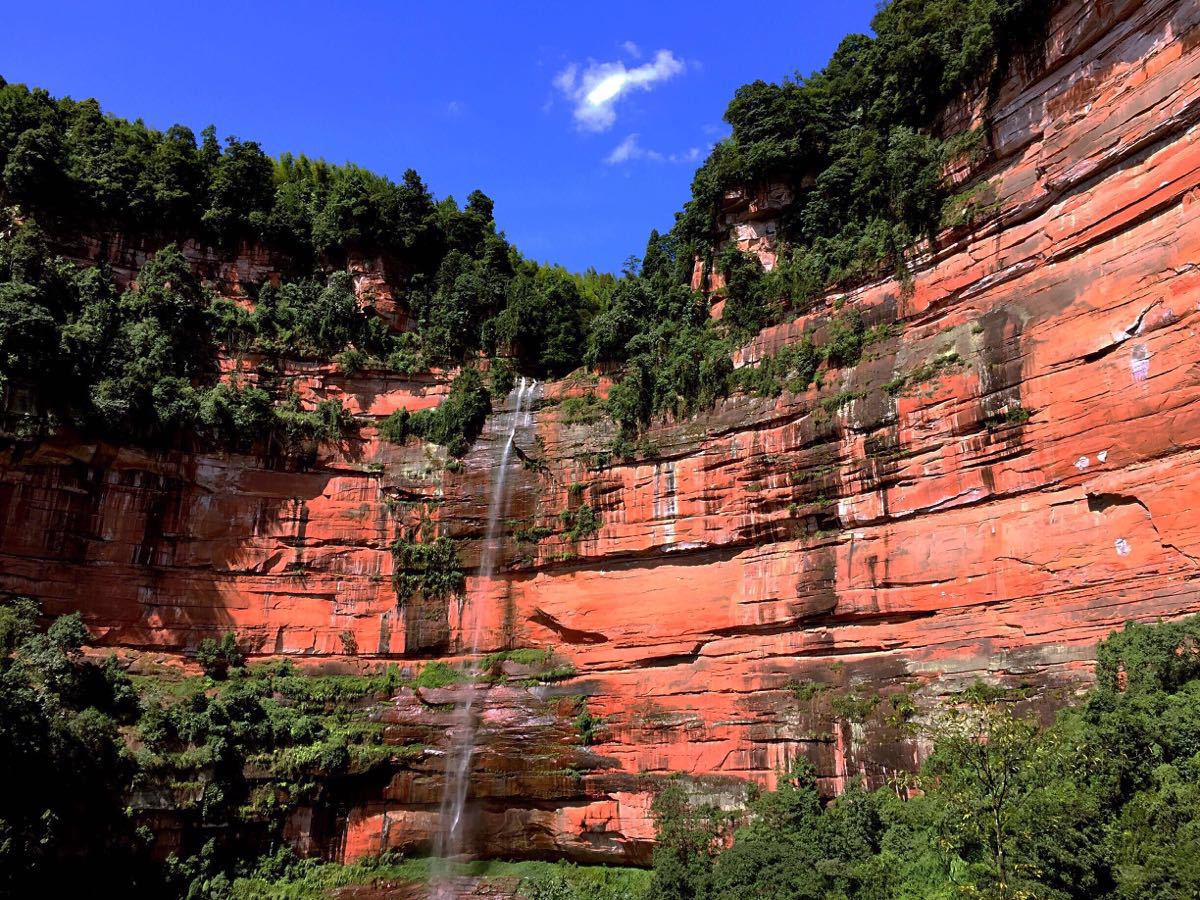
0,1,878,273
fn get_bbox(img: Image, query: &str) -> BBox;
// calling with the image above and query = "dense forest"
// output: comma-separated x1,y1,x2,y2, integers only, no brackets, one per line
0,0,1049,461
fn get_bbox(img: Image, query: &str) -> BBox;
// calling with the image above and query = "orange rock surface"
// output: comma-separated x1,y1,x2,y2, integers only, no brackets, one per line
1,0,1199,866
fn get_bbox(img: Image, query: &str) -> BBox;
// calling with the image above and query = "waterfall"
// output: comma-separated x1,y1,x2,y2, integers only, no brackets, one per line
432,376,533,884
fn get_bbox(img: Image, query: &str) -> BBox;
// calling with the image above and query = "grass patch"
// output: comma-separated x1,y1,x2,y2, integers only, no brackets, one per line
229,853,651,899
788,679,832,702
560,393,605,425
830,691,882,723
820,389,865,414
413,660,469,689
886,348,963,396
559,503,603,542
478,648,577,684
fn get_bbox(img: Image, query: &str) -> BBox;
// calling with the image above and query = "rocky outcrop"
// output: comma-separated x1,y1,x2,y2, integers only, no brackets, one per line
690,181,793,289
2,0,1199,868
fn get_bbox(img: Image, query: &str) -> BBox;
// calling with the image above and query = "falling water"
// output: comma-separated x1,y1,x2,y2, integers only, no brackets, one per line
432,377,533,890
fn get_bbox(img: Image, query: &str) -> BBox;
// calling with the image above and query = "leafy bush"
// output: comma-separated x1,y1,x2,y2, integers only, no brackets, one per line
378,407,412,444
249,272,386,359
406,368,492,456
489,266,586,377
520,864,648,900
391,535,466,605
195,632,245,680
267,395,354,460
820,308,865,368
559,503,603,542
559,393,604,425
0,597,148,895
733,340,820,398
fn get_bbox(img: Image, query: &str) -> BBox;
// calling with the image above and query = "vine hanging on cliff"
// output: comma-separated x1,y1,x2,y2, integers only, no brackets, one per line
391,531,466,607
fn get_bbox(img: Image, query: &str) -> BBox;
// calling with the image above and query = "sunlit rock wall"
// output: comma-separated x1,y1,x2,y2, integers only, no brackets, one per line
1,0,1198,866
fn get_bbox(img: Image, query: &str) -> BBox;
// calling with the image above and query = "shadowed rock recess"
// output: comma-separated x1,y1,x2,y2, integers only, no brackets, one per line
2,0,1199,871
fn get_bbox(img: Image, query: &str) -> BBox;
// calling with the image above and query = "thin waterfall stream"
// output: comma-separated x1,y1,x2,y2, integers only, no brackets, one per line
432,377,534,890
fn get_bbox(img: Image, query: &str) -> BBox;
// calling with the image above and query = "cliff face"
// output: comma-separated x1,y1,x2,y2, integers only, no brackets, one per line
2,0,1198,867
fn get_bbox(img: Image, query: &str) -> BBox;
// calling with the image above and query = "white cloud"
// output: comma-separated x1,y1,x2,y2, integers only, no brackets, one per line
604,134,702,166
605,134,653,164
621,40,642,59
554,49,685,132
552,64,578,95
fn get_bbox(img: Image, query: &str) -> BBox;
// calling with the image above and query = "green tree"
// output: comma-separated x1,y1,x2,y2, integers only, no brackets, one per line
0,598,149,895
713,764,884,900
648,782,727,900
202,136,274,242
922,686,1044,899
490,270,585,377
195,632,245,680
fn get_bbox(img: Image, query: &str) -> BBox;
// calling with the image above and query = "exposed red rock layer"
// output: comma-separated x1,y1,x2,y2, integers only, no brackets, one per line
1,0,1199,868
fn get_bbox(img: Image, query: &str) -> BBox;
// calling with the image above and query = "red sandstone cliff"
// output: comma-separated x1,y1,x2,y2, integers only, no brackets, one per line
2,0,1198,867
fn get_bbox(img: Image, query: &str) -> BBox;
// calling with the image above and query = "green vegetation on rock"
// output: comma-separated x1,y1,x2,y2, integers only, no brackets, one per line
391,533,466,606
0,0,1053,456
7,594,1200,898
647,615,1200,900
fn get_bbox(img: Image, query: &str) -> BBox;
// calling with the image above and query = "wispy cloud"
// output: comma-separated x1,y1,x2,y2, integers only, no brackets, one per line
604,134,702,166
621,40,642,59
554,49,685,132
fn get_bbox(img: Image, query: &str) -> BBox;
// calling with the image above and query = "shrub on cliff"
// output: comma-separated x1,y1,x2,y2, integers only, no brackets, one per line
404,367,492,457
195,632,245,681
248,271,389,359
559,502,603,542
391,534,466,606
716,245,777,338
486,264,589,378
